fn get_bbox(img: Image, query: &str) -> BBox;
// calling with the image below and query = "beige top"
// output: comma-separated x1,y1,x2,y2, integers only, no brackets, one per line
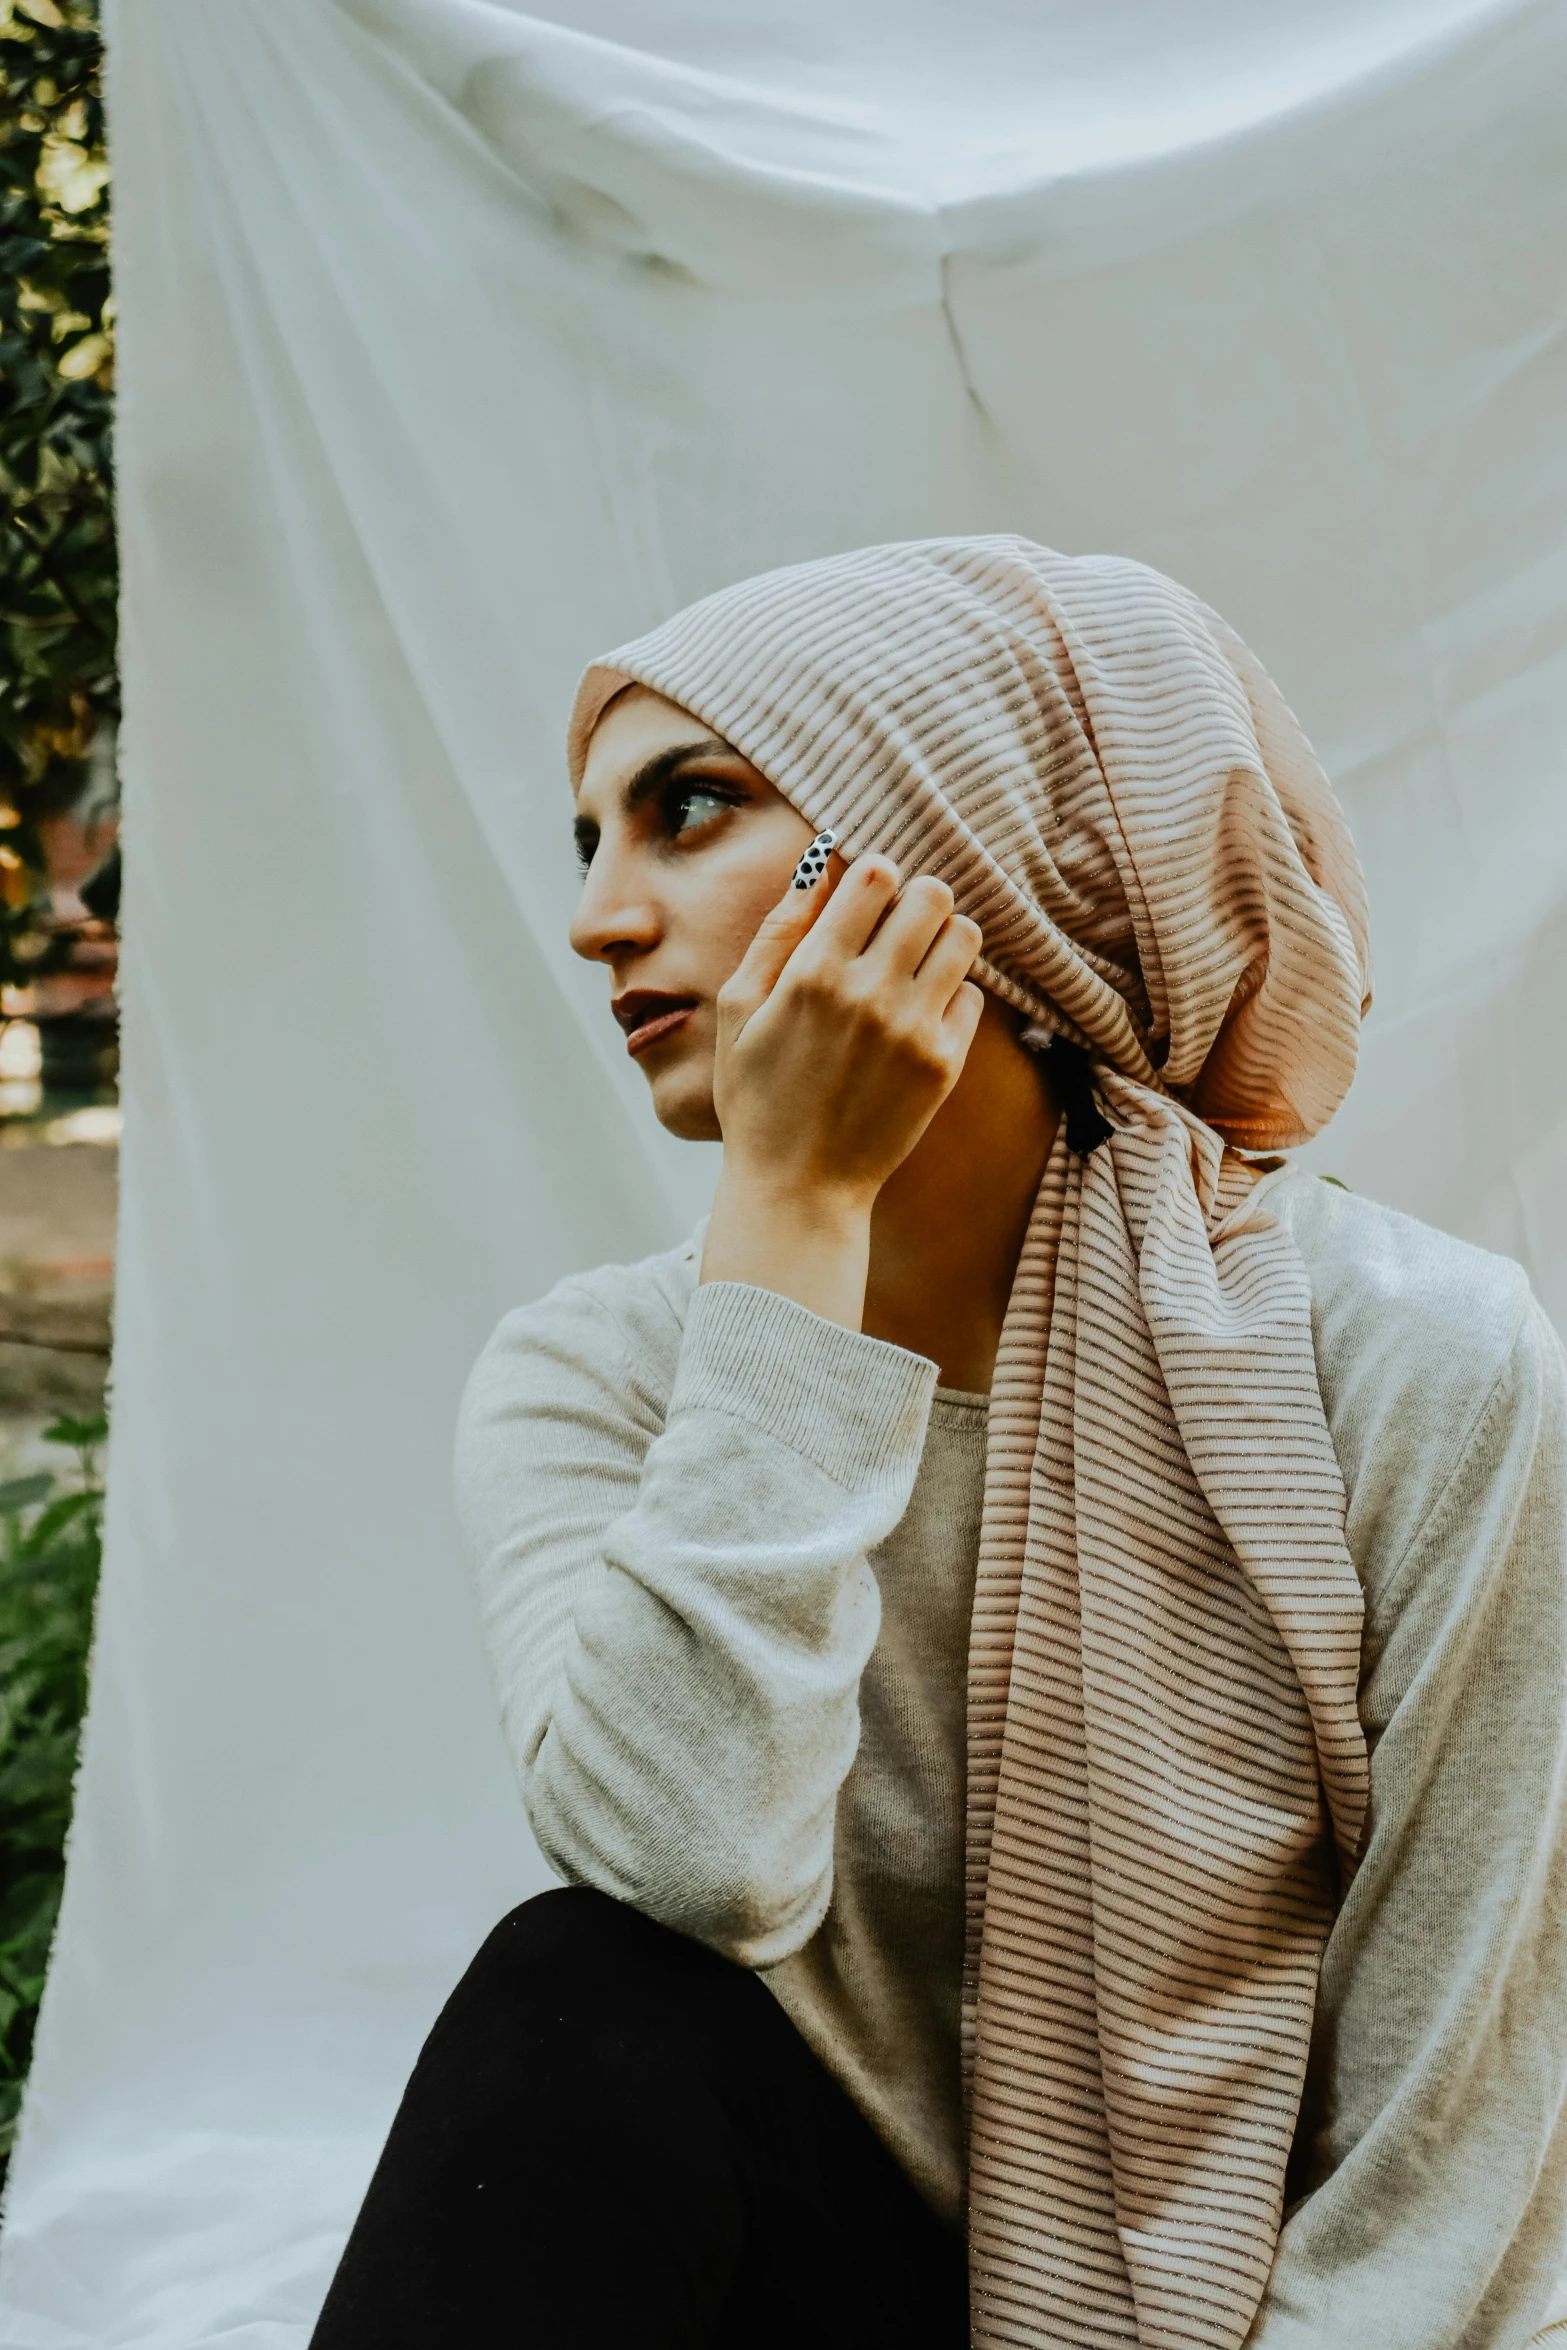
456,1169,1567,2347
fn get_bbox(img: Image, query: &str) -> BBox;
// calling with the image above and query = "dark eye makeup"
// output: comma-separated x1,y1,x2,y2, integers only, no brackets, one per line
573,767,748,872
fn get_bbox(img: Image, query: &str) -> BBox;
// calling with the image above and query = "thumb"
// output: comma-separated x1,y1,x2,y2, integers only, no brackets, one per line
721,854,841,1024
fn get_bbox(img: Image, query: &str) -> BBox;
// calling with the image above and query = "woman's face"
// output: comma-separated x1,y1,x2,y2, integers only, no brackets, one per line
571,685,821,1140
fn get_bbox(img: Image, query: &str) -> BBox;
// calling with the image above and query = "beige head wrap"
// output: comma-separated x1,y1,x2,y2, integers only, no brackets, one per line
569,537,1374,2350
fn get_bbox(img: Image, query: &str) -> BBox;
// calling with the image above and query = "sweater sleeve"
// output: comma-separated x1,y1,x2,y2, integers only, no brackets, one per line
455,1270,938,1968
1249,1297,1567,2348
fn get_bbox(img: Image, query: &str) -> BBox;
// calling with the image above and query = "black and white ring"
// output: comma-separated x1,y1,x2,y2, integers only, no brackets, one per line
791,828,838,890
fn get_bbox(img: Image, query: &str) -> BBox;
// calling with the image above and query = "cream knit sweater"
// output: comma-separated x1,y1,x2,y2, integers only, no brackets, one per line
457,1170,1567,2349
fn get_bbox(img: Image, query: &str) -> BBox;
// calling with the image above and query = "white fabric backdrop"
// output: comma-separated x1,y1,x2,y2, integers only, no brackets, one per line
2,1,1565,2341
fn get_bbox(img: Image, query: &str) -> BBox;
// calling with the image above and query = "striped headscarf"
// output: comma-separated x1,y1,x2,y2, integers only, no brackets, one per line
569,537,1373,2350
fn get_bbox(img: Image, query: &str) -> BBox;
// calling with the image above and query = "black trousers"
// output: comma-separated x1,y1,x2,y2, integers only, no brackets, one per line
310,1887,970,2348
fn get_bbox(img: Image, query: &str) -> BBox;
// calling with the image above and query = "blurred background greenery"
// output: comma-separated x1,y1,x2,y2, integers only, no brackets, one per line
0,0,116,2198
1,0,116,953
0,1412,102,2190
2,0,118,1104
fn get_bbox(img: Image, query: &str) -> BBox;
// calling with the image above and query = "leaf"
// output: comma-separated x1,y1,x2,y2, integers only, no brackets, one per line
0,1725,80,1809
54,328,109,381
41,1413,105,1447
32,135,107,217
0,1872,62,1960
0,1474,52,1514
19,1489,96,1555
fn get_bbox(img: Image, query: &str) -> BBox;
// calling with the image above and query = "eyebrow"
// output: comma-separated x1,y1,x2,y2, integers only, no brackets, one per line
573,736,740,857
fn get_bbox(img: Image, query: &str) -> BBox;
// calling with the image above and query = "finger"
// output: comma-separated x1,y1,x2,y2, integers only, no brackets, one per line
940,977,986,1060
791,854,902,967
860,875,956,977
722,857,843,1016
913,913,983,1004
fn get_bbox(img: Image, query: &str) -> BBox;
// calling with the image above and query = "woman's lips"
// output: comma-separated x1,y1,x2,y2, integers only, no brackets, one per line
613,994,699,1057
626,1005,693,1056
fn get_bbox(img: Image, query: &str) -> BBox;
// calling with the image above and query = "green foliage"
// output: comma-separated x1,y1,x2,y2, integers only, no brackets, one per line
0,0,115,984
0,1409,104,2186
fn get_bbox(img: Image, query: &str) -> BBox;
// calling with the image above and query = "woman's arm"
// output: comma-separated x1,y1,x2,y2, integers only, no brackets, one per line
1249,1297,1567,2347
456,852,982,1964
456,1264,936,1968
458,854,980,1961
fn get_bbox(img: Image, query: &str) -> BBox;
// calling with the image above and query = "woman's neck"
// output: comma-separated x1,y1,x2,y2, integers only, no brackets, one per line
862,998,1059,1392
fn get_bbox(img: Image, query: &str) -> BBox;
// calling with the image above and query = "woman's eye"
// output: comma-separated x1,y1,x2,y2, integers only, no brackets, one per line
672,787,734,836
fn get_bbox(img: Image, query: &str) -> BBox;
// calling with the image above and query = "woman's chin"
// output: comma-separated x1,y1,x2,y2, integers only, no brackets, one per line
647,1066,722,1143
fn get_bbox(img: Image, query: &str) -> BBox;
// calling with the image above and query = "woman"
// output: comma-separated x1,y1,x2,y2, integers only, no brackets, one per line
312,539,1567,2350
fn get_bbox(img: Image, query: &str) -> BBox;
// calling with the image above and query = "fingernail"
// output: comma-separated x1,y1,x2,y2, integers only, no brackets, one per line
791,828,838,890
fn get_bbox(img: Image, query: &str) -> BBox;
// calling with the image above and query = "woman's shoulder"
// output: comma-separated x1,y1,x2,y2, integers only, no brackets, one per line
1263,1166,1533,1376
1259,1167,1560,1590
461,1232,702,1433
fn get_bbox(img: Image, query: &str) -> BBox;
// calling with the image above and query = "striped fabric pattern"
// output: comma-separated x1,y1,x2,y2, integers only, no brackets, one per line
569,538,1375,2350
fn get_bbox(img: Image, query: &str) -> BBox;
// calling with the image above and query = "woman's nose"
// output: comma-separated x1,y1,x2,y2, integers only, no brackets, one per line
569,848,662,966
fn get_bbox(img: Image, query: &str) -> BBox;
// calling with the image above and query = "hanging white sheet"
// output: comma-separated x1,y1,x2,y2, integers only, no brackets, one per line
2,0,1565,2340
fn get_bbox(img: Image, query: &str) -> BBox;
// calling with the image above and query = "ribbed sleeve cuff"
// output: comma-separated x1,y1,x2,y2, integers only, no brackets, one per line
671,1281,937,1490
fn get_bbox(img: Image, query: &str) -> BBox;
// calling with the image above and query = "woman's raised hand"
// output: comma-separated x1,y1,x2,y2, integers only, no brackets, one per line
700,856,984,1328
716,856,983,1203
